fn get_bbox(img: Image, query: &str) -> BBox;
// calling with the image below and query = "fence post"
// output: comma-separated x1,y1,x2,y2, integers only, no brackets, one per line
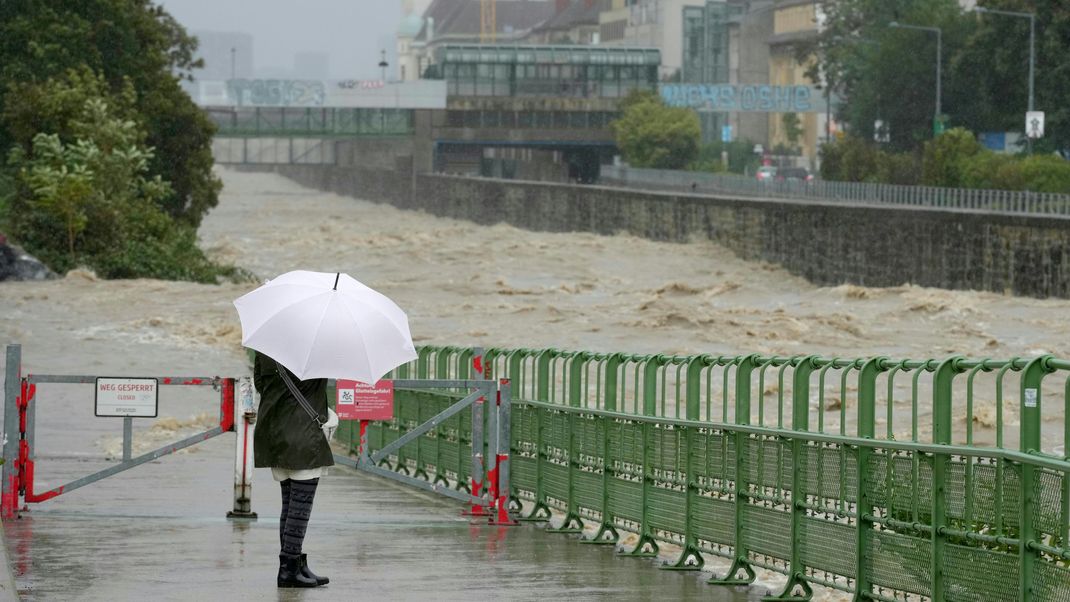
929,356,965,602
490,379,517,525
2,345,21,520
464,348,489,516
711,354,759,585
854,357,885,600
765,356,817,597
603,353,623,412
1019,356,1053,602
227,376,258,520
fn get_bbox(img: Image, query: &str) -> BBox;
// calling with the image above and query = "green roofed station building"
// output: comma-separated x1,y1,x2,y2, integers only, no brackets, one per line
204,43,660,184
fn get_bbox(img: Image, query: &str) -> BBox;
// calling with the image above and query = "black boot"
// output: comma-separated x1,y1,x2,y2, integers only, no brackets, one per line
278,554,318,588
300,554,329,586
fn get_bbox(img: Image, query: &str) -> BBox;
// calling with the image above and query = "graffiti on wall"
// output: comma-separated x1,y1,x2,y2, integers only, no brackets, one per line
227,79,327,107
660,84,828,113
337,80,385,90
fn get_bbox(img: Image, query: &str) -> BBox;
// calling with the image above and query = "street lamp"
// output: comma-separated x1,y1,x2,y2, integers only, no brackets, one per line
378,49,389,82
973,6,1036,151
889,21,942,135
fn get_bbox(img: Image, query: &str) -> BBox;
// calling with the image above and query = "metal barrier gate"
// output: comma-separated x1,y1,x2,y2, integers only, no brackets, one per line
1,344,244,519
2,344,513,523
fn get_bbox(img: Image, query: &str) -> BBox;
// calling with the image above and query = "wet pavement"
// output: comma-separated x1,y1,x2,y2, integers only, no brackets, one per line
3,436,758,601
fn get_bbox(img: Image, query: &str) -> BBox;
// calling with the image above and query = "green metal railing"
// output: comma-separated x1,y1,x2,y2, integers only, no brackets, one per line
345,346,1070,601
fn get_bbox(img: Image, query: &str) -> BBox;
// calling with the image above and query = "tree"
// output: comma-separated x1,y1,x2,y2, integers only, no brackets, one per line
949,0,1070,153
806,0,974,150
5,72,238,282
612,91,701,170
0,0,220,226
782,113,805,151
809,0,1070,154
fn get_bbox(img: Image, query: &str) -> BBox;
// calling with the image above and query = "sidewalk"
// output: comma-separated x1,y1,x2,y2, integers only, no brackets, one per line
2,436,752,601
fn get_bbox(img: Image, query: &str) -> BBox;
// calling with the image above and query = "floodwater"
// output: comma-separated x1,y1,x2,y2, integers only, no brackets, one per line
2,167,1069,599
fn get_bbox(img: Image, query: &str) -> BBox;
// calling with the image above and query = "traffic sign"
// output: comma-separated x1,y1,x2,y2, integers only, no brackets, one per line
1026,111,1045,139
933,116,946,136
95,377,158,417
721,124,733,143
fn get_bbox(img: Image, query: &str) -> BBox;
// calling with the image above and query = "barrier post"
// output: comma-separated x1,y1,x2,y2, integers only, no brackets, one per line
2,345,21,520
463,348,490,516
227,377,257,520
490,379,517,525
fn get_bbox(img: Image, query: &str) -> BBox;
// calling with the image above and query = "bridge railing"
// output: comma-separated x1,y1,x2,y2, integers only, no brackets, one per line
349,345,1070,601
601,165,1070,217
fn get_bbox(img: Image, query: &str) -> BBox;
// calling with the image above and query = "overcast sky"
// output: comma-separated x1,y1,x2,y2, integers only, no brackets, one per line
159,0,404,80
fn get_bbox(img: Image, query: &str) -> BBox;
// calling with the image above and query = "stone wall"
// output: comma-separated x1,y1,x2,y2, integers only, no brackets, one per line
243,164,1070,298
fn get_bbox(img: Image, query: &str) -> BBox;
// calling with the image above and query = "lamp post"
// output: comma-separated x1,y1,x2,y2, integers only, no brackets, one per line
378,49,389,82
973,6,1036,152
889,21,942,135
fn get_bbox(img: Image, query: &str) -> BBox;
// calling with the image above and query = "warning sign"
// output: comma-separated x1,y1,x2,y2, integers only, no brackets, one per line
95,377,158,417
335,380,394,420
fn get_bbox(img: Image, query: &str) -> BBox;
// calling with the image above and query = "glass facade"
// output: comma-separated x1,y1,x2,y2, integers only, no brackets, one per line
208,107,414,137
681,1,744,144
432,44,661,98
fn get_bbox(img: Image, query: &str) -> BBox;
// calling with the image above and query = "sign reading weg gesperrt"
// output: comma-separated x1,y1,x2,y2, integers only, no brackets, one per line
95,377,159,418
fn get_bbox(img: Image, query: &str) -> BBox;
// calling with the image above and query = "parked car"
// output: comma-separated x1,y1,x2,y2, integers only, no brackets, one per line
755,166,777,182
775,167,814,183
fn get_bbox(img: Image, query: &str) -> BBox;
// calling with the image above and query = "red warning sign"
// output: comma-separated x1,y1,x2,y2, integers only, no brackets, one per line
335,380,394,420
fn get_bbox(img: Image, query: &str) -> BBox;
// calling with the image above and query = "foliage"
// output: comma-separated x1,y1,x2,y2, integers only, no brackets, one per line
6,74,241,282
688,140,761,174
781,113,805,150
921,127,986,187
808,0,1070,154
823,130,1070,193
996,154,1070,193
0,0,220,226
612,90,701,170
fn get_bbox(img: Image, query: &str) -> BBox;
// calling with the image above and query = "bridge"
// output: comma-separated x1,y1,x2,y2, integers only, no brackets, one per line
202,44,658,182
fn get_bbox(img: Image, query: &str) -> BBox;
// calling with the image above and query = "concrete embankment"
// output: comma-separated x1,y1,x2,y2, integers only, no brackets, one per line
243,164,1070,299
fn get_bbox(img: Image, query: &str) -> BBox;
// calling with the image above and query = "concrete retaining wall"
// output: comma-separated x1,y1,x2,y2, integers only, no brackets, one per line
240,164,1070,298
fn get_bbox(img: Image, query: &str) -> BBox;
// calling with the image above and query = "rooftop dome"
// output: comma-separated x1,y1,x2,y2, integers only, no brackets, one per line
397,14,423,37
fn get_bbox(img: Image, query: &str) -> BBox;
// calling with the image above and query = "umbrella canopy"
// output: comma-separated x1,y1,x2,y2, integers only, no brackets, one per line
234,270,417,383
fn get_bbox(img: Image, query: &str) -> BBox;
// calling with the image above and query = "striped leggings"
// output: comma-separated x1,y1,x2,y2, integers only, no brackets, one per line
279,478,319,556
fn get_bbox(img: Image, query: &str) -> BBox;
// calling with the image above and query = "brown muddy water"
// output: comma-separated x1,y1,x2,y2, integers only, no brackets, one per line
2,167,1069,599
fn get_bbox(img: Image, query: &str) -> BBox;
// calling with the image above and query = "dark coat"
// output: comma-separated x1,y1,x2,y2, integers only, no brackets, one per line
252,351,334,470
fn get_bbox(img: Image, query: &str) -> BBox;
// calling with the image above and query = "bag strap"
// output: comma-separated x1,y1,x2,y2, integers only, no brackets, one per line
275,360,325,427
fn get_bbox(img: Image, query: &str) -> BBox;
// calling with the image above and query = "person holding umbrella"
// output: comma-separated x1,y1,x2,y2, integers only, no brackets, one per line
235,271,418,588
252,350,334,588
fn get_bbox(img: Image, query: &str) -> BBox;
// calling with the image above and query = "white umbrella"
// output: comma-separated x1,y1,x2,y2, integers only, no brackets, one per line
233,270,417,383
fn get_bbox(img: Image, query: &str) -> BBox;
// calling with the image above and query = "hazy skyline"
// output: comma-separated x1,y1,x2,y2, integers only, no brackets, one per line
159,0,404,80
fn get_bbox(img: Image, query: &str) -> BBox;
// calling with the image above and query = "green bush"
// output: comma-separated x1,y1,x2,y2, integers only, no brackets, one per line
1011,155,1070,194
921,128,986,187
688,140,761,174
822,129,1070,194
875,151,921,186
